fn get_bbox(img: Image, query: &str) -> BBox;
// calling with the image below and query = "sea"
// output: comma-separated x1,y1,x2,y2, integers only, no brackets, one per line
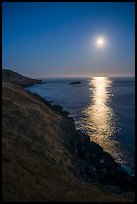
26,77,135,174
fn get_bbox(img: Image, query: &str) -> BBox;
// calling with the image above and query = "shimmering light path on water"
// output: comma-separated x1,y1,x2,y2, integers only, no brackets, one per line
26,77,135,172
81,77,123,163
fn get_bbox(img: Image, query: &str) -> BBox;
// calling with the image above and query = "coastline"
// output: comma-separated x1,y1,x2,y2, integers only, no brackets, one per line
25,88,135,193
2,69,135,201
2,69,43,88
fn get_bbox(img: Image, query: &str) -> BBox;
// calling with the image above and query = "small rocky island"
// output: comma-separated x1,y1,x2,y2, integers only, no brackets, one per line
70,81,81,85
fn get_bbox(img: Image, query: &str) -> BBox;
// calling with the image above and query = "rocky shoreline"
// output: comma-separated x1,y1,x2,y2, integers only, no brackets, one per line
25,89,135,194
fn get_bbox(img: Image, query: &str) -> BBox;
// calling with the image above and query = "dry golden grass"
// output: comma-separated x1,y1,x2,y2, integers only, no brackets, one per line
2,81,135,202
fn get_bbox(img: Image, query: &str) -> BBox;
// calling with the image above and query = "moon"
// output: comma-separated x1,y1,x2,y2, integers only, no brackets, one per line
96,37,105,47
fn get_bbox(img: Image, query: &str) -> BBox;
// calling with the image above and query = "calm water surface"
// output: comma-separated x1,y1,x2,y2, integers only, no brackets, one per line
26,77,135,173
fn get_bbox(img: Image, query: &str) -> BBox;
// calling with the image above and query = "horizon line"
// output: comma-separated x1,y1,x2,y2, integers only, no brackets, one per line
2,67,135,79
34,75,135,79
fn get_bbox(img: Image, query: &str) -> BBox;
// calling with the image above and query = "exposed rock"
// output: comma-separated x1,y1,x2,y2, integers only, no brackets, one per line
98,168,107,178
100,158,105,164
116,165,132,177
52,105,63,112
103,185,121,194
123,192,135,197
88,166,96,177
70,81,81,85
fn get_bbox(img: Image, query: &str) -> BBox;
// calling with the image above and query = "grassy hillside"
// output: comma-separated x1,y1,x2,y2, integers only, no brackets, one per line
2,69,42,87
2,80,134,202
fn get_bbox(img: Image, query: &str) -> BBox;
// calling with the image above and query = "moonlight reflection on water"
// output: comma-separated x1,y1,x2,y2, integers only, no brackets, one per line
81,77,123,163
26,77,134,169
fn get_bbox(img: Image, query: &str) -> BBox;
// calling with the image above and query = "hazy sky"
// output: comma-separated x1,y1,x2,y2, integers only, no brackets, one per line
2,2,135,78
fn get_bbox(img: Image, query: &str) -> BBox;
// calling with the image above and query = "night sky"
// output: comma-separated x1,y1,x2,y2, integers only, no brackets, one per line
2,2,135,78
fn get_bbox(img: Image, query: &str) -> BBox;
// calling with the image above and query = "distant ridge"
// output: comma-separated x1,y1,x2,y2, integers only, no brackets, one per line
2,69,43,87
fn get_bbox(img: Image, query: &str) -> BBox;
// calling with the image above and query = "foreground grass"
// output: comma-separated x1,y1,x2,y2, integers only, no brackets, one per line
2,81,135,202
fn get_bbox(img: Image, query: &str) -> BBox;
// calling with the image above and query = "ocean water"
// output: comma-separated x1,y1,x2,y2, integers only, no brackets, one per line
26,77,135,173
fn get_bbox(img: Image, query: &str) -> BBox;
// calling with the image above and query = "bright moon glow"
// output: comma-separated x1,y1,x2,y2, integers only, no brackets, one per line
96,37,105,47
